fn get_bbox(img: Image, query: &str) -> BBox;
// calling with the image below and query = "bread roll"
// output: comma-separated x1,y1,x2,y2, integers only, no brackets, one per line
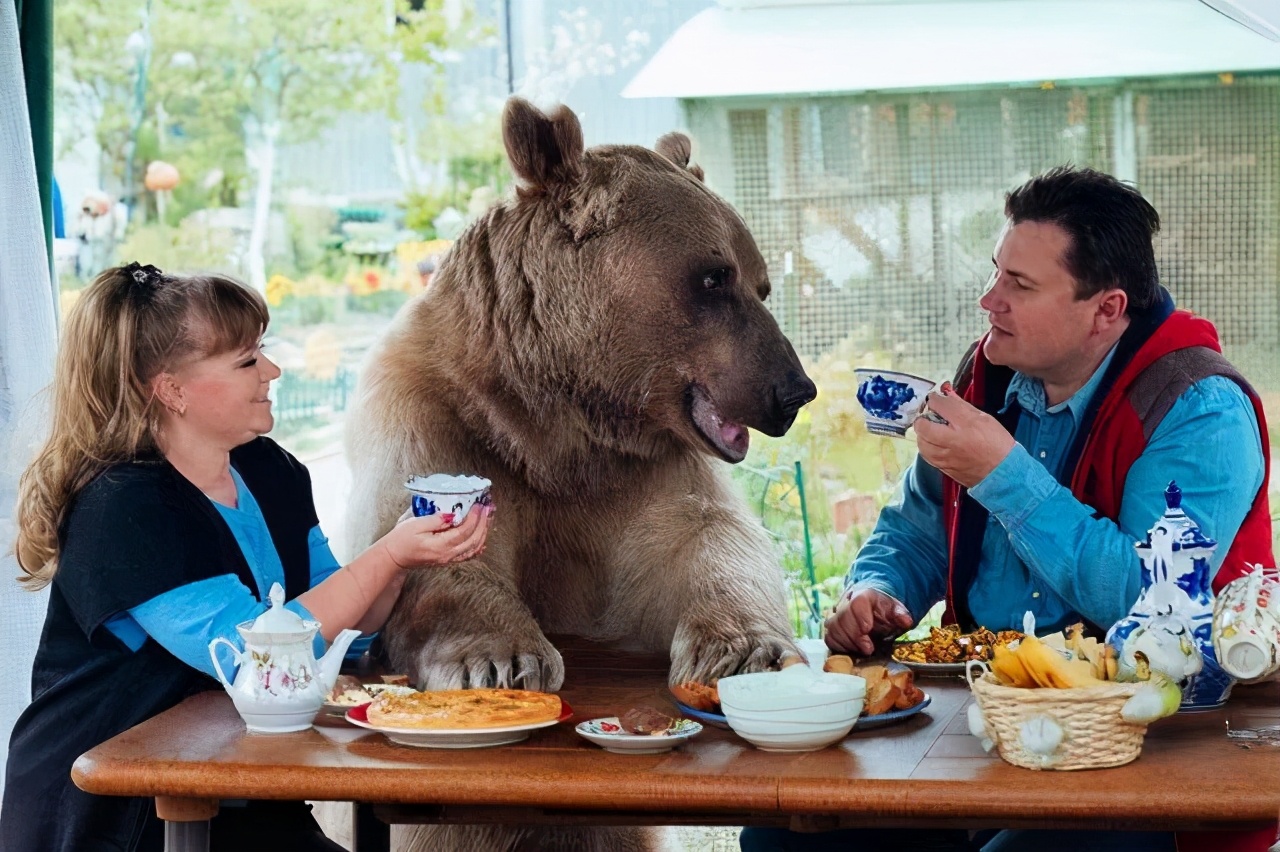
823,654,854,675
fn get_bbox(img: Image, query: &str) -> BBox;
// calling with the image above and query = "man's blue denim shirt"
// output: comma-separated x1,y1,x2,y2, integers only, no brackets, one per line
847,346,1264,633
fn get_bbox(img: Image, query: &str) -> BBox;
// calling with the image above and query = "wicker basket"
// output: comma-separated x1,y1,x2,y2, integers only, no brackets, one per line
968,665,1149,771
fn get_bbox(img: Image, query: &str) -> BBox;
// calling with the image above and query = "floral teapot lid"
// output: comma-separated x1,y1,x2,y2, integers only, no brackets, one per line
237,583,319,644
1135,481,1217,554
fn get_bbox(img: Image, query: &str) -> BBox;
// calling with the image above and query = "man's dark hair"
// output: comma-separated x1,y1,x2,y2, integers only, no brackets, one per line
1005,166,1161,311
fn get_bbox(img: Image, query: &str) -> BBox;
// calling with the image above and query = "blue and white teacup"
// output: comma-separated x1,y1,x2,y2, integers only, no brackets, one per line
405,473,492,526
854,368,937,437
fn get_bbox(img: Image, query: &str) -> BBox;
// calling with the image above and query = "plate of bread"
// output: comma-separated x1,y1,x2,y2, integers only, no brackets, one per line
346,687,572,748
671,656,930,732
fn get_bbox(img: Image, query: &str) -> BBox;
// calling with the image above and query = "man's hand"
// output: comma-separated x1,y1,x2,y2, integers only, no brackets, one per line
913,384,1016,488
825,588,914,657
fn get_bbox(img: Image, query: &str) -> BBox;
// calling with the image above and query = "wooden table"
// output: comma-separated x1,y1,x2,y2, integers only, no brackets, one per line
73,639,1280,851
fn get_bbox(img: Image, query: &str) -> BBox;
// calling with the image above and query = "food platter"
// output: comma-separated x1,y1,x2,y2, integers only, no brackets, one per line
320,684,415,719
672,693,932,732
671,701,731,730
345,700,574,748
850,692,932,729
891,626,1024,676
890,659,968,676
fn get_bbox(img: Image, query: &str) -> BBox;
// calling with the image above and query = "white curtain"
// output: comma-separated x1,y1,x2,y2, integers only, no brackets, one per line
0,0,59,809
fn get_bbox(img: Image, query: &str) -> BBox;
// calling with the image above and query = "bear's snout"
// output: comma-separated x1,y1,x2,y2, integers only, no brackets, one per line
754,370,817,437
774,371,817,418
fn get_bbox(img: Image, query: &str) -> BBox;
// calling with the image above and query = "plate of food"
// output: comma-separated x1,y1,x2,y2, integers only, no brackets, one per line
346,687,572,748
670,661,931,732
891,625,1023,675
575,707,702,754
670,695,931,731
321,675,415,719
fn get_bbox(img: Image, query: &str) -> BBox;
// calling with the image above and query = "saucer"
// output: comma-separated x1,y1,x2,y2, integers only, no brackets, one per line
574,717,702,754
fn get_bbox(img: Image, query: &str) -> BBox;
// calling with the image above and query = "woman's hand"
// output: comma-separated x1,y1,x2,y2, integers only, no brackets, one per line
380,504,494,570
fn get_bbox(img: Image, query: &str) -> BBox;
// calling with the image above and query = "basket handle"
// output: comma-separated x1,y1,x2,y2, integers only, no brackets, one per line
965,659,990,687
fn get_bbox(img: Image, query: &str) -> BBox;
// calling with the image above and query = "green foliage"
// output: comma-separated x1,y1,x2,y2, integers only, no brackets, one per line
285,205,341,278
449,150,509,196
274,295,338,327
732,330,926,637
957,207,1006,261
401,191,451,237
392,1,495,69
57,0,471,214
115,221,241,277
346,290,408,316
53,0,139,183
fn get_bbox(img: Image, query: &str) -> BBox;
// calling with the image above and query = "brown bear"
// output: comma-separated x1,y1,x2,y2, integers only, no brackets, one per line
343,98,816,850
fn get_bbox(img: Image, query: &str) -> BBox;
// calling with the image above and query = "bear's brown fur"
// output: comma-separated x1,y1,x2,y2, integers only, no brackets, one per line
344,99,816,850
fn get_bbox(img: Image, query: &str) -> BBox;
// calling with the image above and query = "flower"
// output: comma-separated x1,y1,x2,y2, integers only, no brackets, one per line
266,274,294,307
293,274,338,299
345,266,387,297
394,238,452,294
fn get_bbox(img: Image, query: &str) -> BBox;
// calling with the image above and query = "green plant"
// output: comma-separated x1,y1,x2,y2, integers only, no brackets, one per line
731,331,927,636
285,205,339,277
116,220,241,277
347,290,407,316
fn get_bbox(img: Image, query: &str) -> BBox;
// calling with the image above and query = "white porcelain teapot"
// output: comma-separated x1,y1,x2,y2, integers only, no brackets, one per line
208,583,361,732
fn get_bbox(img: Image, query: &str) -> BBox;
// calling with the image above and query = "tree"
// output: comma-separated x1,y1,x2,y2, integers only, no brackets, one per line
152,1,400,289
53,0,147,202
56,0,474,289
384,1,499,196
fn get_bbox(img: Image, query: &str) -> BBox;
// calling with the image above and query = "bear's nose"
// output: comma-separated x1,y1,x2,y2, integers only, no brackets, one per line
775,372,818,416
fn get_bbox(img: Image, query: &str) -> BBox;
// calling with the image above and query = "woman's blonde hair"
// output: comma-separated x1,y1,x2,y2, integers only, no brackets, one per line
15,263,269,587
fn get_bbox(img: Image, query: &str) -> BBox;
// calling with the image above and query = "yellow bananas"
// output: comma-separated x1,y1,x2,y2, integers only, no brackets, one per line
990,627,1118,689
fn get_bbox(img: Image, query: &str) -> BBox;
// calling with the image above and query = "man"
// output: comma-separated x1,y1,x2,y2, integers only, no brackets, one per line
743,167,1273,852
828,165,1270,657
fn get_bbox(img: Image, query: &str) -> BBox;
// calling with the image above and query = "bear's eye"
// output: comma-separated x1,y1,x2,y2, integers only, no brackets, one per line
700,267,733,290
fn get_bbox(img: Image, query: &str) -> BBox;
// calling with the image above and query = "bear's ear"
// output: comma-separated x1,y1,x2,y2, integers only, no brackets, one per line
503,97,584,191
655,132,705,182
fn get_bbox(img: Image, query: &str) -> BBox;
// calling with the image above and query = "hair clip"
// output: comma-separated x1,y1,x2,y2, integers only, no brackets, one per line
121,262,164,293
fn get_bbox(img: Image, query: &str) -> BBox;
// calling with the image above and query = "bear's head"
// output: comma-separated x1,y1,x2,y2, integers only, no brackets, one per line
442,98,816,466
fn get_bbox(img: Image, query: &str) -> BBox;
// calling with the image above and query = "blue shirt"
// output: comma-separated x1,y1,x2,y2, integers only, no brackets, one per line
103,467,371,678
848,349,1265,633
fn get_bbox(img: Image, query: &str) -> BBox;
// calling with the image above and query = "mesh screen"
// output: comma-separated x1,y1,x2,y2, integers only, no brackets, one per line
688,77,1280,395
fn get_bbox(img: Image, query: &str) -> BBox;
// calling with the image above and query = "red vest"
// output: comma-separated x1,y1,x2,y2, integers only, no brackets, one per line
941,310,1273,627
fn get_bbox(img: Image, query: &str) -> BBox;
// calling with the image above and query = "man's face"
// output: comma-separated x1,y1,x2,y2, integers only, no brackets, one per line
979,219,1107,380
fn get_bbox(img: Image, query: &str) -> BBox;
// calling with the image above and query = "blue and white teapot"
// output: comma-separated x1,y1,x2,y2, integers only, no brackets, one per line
1106,481,1232,711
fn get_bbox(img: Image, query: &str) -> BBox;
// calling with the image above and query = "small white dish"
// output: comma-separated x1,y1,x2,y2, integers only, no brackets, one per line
234,702,322,734
575,717,702,754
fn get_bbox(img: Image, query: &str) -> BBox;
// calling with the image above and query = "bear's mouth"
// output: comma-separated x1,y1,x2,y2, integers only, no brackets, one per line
689,385,750,463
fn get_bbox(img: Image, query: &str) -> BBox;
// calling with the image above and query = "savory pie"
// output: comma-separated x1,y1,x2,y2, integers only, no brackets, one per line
365,688,562,729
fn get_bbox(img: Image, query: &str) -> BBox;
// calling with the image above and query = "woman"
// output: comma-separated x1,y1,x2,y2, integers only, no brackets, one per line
1,262,491,852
